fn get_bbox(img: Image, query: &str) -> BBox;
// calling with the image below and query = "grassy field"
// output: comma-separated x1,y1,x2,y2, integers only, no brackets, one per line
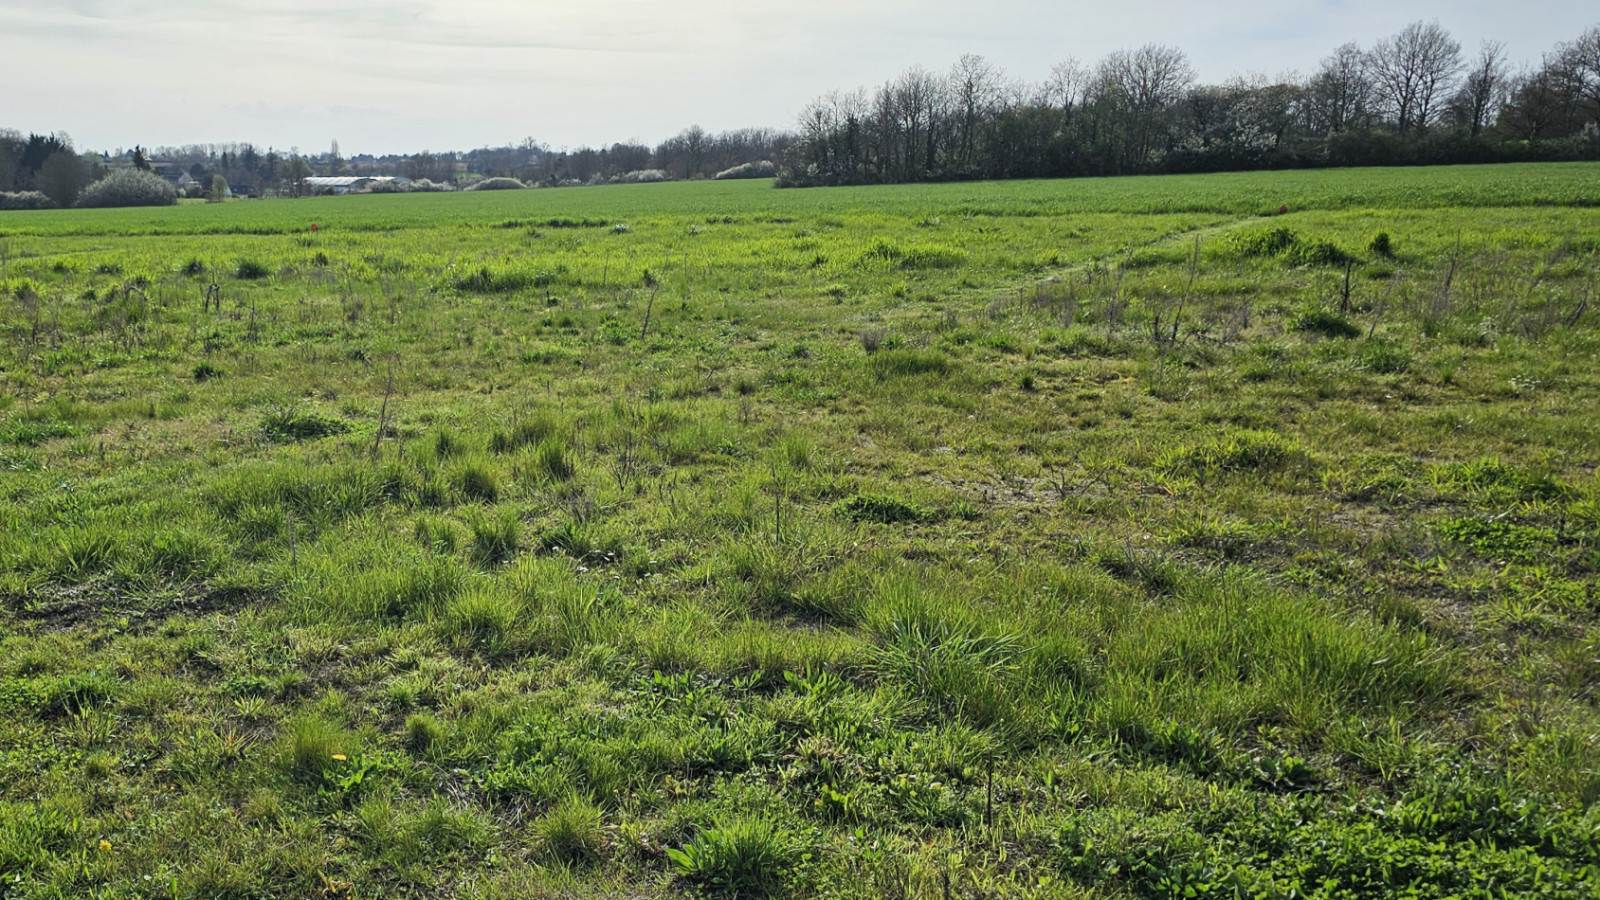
1,163,1598,899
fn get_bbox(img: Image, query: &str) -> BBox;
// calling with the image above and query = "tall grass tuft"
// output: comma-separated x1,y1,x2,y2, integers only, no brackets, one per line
281,716,346,782
667,819,798,897
534,437,576,481
534,796,607,863
467,510,521,567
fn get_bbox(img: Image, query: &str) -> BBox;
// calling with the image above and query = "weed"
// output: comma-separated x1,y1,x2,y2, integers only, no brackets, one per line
668,819,797,896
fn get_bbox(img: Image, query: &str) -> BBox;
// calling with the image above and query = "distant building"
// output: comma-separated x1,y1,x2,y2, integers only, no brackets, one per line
301,175,413,194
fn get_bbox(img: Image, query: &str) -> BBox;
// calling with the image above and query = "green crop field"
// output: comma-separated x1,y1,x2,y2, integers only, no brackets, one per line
1,163,1599,899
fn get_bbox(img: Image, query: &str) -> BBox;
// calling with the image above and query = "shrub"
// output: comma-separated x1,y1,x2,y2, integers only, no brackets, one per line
466,177,528,191
714,160,777,180
0,191,58,211
75,169,178,208
614,169,671,184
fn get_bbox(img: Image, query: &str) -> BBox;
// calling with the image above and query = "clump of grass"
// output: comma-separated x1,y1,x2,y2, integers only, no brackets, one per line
414,514,460,553
836,493,925,525
259,405,350,443
1369,231,1396,258
537,521,619,563
405,714,444,754
1291,309,1361,339
489,414,559,453
432,428,464,459
866,349,951,378
534,437,576,481
452,266,533,294
192,362,225,382
235,259,271,280
534,796,607,863
1228,226,1300,258
1160,430,1303,476
668,819,797,897
467,509,519,566
1356,339,1411,374
1227,226,1352,266
457,463,500,503
1285,238,1353,267
282,717,346,782
442,588,522,650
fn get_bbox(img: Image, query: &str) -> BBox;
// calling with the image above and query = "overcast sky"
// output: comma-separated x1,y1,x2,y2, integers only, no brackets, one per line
2,1,1594,156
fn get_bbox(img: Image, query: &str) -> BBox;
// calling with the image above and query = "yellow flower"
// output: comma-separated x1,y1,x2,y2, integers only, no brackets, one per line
331,754,347,762
98,840,112,852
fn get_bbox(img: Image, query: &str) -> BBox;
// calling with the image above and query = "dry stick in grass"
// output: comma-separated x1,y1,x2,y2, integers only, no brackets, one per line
640,285,659,341
372,354,396,458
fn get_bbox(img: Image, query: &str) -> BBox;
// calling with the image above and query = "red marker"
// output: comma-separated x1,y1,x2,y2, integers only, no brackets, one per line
311,223,319,231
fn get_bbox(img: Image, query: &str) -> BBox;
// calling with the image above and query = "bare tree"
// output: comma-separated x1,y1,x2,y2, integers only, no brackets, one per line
1306,42,1372,133
948,54,1004,170
876,66,948,180
1556,24,1600,124
1451,41,1510,137
1367,21,1462,133
1092,44,1195,170
1043,59,1091,114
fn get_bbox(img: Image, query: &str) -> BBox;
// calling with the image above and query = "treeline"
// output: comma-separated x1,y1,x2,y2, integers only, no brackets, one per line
783,21,1600,186
400,127,789,185
7,19,1597,203
0,132,102,208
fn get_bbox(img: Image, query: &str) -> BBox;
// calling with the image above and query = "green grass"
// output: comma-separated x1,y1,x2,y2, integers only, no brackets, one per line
0,162,1598,898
